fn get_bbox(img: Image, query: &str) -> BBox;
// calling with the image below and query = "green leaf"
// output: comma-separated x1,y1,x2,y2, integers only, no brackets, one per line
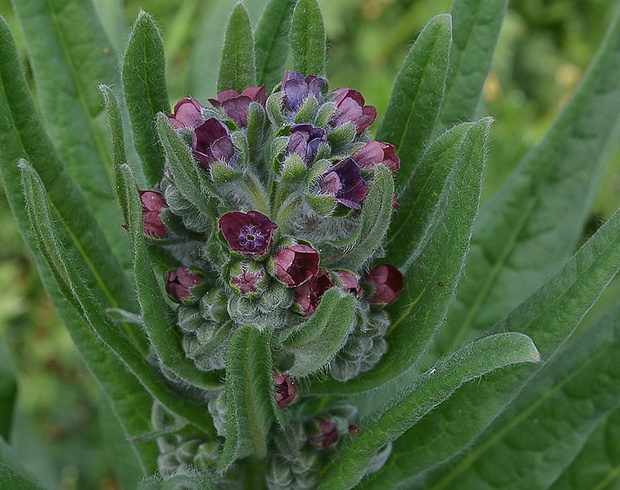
363,200,620,488
289,0,326,76
318,332,540,490
219,326,275,471
255,0,297,90
551,405,620,490
324,165,394,270
437,2,620,356
436,0,508,131
280,288,356,377
218,3,256,93
313,119,489,398
0,337,17,441
0,436,46,490
116,163,222,390
376,14,452,193
10,0,124,253
425,303,620,489
123,11,170,187
139,471,218,489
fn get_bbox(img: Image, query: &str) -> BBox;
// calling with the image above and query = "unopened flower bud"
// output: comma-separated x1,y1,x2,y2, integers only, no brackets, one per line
165,266,204,303
192,118,235,167
334,270,362,297
282,70,325,114
229,261,267,295
310,419,339,450
219,211,277,255
365,264,404,305
293,270,333,316
274,371,297,408
288,124,327,164
352,141,400,172
272,243,320,287
329,87,377,133
139,190,168,237
319,158,367,209
168,97,204,130
209,86,267,127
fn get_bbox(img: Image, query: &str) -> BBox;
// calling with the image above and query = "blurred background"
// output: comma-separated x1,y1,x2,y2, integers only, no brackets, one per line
0,0,619,488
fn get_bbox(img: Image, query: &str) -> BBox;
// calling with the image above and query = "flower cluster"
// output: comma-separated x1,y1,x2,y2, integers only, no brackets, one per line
141,71,404,481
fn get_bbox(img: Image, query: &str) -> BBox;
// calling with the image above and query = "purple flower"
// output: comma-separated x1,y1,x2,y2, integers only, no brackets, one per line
219,211,277,255
335,270,362,297
293,270,333,317
288,124,327,164
165,266,204,303
274,372,297,409
168,97,204,130
365,264,404,305
273,243,320,287
319,158,367,209
310,419,339,450
139,190,168,237
352,141,400,172
192,118,235,167
329,87,377,133
282,70,325,113
231,263,265,295
209,86,267,127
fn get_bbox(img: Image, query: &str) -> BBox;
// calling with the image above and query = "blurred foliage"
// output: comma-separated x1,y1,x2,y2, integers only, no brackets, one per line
0,0,618,487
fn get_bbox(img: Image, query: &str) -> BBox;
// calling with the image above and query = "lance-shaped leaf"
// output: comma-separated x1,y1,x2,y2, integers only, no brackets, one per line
156,114,228,223
318,332,540,490
290,0,326,76
218,3,256,93
422,303,620,489
117,163,223,390
19,163,215,438
10,0,125,253
385,121,479,272
279,288,356,377
362,202,620,488
324,165,394,270
255,0,297,90
437,2,620,357
313,119,489,398
376,14,452,193
0,436,46,490
436,0,508,131
219,326,275,472
123,11,170,187
0,338,16,441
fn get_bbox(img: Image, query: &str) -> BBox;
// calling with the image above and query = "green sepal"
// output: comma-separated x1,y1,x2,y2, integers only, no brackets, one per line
267,92,286,128
122,11,170,187
306,159,331,186
271,135,290,174
306,194,337,216
294,91,319,123
281,154,308,183
210,161,243,184
219,326,276,472
247,102,268,170
325,165,394,269
218,3,256,93
279,288,356,377
327,122,357,151
315,101,337,128
290,0,326,76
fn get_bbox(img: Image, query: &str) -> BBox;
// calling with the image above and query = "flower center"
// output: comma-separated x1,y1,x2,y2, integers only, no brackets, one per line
239,225,265,251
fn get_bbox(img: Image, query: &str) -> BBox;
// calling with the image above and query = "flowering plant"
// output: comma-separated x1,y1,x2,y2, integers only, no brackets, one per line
1,0,620,488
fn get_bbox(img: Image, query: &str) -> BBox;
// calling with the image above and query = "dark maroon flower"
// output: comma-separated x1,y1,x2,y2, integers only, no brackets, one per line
192,118,235,167
319,158,367,209
288,124,327,164
293,270,334,317
365,264,404,305
329,87,377,133
165,266,204,303
231,263,265,295
274,372,297,409
273,244,320,287
209,86,267,127
335,270,362,297
168,97,204,130
219,211,277,255
352,141,400,172
139,190,168,237
282,70,325,113
310,419,339,450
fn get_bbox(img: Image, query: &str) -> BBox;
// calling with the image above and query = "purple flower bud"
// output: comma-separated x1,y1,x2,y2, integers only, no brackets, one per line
310,419,339,450
274,372,297,409
288,124,327,164
209,86,267,127
293,270,333,317
231,263,265,295
168,97,204,130
219,211,277,255
165,266,204,303
282,70,325,113
192,118,235,167
335,270,362,297
273,243,320,287
319,158,367,209
139,190,168,237
329,87,377,133
365,264,404,305
352,141,400,172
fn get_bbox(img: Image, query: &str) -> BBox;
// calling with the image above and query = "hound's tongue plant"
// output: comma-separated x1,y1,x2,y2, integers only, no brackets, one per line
1,0,620,488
